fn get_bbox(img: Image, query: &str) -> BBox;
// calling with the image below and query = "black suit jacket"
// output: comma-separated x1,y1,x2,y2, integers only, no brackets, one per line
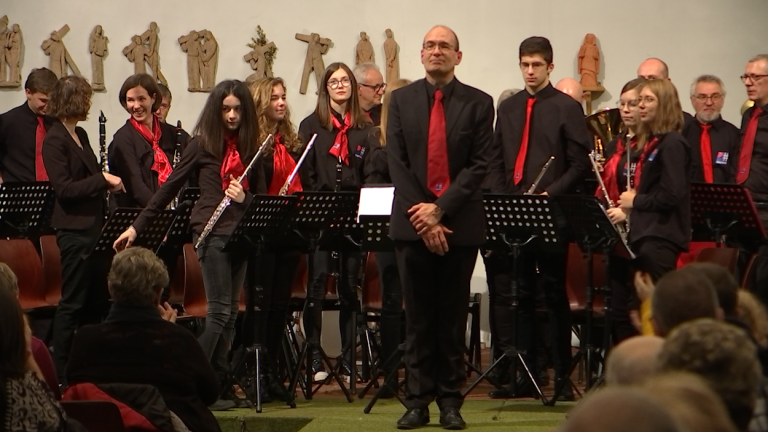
42,121,108,230
387,78,494,246
630,132,691,251
0,102,55,182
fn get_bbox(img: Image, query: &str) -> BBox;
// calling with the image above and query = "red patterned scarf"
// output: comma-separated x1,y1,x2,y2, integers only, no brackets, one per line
268,132,303,195
129,115,172,186
220,134,250,191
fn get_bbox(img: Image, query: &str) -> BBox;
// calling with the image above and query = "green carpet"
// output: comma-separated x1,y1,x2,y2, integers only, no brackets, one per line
213,398,573,432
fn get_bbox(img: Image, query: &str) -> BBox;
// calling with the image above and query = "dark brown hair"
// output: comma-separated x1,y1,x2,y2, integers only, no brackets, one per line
0,288,26,378
47,76,93,120
651,267,719,337
193,80,260,160
157,83,172,103
315,62,371,131
119,74,162,112
519,36,553,65
24,68,58,94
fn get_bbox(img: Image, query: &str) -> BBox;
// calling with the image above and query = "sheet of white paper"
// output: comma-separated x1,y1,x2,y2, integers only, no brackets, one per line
357,186,395,222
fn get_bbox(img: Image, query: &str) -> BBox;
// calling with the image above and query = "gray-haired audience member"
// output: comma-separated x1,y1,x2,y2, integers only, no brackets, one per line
605,335,664,386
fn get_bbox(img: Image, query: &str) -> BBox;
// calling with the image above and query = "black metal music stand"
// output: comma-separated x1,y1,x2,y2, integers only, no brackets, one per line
286,191,360,403
462,194,566,405
223,195,298,413
163,187,201,246
360,216,394,252
690,183,766,244
92,208,175,254
0,182,55,238
547,195,633,404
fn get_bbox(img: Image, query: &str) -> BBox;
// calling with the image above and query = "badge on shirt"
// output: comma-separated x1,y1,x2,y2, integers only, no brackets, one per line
716,152,729,165
355,145,366,158
648,149,659,162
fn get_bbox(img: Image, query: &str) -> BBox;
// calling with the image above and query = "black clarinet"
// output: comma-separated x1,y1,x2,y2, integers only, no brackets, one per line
168,120,183,210
99,111,109,219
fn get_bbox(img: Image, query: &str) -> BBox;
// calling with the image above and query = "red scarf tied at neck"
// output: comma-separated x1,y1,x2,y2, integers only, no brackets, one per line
220,134,249,191
268,132,303,195
329,111,352,165
130,115,172,186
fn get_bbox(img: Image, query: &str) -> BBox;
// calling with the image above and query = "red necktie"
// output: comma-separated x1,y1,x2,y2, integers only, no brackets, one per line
737,107,763,184
513,98,536,185
427,89,450,196
700,124,714,183
35,117,48,181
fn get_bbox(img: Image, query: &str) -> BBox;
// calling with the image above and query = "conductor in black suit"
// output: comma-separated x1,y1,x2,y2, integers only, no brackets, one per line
387,25,494,430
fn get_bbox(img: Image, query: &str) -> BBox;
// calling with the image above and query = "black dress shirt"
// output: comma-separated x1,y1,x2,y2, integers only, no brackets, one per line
682,115,740,184
741,103,768,202
0,102,55,182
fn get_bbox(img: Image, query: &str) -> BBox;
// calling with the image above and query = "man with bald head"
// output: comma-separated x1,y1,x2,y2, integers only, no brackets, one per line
637,57,670,80
555,77,584,104
605,335,664,386
388,25,493,430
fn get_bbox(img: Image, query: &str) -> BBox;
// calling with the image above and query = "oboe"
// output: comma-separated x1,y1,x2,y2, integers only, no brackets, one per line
278,134,316,196
99,111,109,219
194,134,273,249
525,156,555,195
168,120,183,210
588,151,628,243
626,139,632,233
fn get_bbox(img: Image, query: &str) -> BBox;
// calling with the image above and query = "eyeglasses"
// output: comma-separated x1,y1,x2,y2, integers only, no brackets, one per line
423,41,455,52
520,62,547,71
327,78,351,89
617,100,639,109
360,83,387,92
741,74,768,83
693,93,723,102
639,96,657,104
159,103,170,110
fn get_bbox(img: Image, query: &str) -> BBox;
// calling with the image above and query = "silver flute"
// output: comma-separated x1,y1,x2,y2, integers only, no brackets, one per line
588,151,629,243
194,134,273,249
525,156,555,194
278,134,316,196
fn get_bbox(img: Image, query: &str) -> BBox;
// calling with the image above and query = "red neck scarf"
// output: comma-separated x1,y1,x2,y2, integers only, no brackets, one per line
329,111,352,165
220,134,249,191
268,132,303,195
634,136,660,189
598,136,633,204
130,115,172,186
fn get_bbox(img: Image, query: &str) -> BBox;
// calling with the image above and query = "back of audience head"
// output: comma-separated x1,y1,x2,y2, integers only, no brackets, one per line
686,262,738,317
108,247,169,308
0,262,19,297
652,266,722,337
0,288,27,378
643,372,739,432
657,318,760,431
605,335,664,386
559,387,680,432
737,290,768,347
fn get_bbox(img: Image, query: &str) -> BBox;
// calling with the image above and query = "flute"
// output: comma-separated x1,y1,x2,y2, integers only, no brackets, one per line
525,156,555,195
279,134,316,196
195,134,273,249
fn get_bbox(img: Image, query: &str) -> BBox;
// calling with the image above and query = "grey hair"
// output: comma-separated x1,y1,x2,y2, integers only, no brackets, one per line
497,88,522,110
690,74,726,97
749,54,768,73
353,63,381,85
108,247,169,307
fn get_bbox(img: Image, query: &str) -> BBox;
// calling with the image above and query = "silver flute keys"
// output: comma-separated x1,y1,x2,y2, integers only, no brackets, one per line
588,151,629,243
279,134,316,196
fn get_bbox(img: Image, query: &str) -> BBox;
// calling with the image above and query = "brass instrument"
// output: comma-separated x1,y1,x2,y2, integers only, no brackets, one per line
195,134,273,249
586,107,624,162
168,120,183,210
99,111,109,219
588,151,628,243
278,134,316,196
742,100,755,116
525,156,554,195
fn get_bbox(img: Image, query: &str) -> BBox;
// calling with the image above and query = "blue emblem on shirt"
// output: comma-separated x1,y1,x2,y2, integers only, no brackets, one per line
715,152,729,165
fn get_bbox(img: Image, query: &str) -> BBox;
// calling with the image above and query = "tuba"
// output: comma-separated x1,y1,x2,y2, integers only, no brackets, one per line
586,107,624,162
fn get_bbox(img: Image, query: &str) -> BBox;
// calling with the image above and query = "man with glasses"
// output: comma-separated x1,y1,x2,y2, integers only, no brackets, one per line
684,75,739,184
353,63,386,126
737,54,768,303
387,25,493,430
486,36,591,401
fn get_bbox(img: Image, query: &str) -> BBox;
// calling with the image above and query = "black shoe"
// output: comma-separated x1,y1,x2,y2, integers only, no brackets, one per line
267,374,291,402
311,358,328,382
485,358,511,386
538,369,551,387
397,408,430,430
553,378,575,402
489,375,539,399
439,408,466,430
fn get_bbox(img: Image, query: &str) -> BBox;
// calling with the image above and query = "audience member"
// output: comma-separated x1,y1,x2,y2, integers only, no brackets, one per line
651,266,722,336
605,335,664,386
739,290,768,348
66,247,221,432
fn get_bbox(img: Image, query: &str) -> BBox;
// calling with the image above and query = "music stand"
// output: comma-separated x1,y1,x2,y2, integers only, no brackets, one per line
164,187,201,246
286,191,360,403
92,208,175,254
463,194,566,405
224,194,298,413
690,183,766,245
547,195,633,404
0,182,55,238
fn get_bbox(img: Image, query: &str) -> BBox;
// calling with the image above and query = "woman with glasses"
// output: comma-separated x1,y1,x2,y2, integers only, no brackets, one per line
298,62,376,383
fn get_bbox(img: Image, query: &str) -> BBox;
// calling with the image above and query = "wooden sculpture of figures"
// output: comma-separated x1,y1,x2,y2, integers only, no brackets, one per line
295,32,332,94
179,30,202,91
356,31,374,65
89,25,108,91
1,17,23,87
123,35,148,75
245,26,278,84
200,31,218,92
578,33,600,87
41,25,81,78
384,28,399,84
0,16,9,85
142,22,168,85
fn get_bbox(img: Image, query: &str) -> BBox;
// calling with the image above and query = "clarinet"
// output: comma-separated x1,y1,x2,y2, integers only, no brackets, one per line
588,151,629,243
279,134,316,196
194,134,273,249
167,120,183,210
525,156,555,195
99,111,109,219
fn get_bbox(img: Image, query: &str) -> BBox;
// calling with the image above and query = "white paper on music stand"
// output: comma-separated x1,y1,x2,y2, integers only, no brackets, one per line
357,186,395,222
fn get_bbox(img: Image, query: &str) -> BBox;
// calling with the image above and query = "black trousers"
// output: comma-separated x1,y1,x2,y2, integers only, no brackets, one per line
395,240,477,410
739,209,768,305
375,251,404,373
631,237,681,282
52,224,109,382
608,253,639,343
